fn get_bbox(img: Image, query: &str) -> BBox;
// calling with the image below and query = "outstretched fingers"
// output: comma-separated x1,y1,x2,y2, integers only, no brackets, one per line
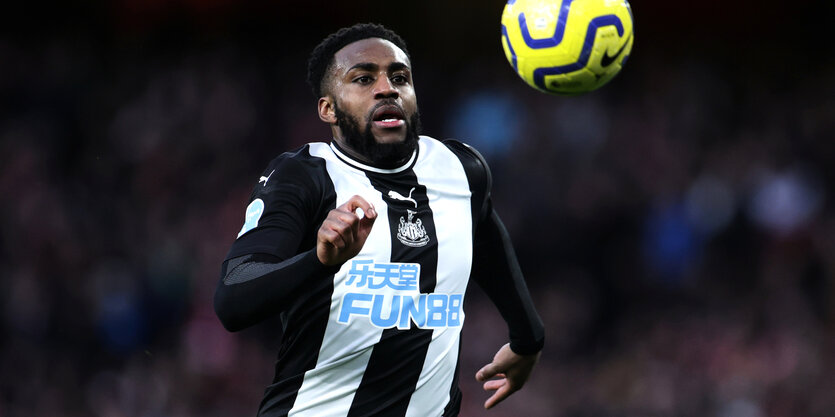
475,343,540,409
478,367,513,410
475,363,499,382
482,375,512,410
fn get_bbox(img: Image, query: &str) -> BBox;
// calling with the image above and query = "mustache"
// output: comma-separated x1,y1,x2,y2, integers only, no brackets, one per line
366,99,404,122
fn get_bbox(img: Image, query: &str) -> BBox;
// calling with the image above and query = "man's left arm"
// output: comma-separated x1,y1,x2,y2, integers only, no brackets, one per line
470,206,545,409
442,139,544,409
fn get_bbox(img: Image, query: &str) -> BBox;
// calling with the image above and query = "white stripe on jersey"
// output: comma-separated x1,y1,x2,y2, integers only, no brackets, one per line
291,137,474,416
405,137,473,417
290,142,392,416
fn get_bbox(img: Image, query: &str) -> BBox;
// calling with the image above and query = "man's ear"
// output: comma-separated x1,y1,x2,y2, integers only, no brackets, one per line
318,96,336,124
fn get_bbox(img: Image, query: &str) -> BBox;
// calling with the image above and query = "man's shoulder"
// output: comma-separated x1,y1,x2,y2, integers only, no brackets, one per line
438,138,485,164
431,137,492,218
249,142,334,196
419,136,485,165
261,142,332,177
433,138,491,181
266,142,329,167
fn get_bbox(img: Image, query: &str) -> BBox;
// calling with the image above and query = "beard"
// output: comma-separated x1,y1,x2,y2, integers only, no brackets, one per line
334,101,422,169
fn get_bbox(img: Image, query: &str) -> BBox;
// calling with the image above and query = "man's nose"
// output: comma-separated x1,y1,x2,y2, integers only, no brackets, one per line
373,77,399,99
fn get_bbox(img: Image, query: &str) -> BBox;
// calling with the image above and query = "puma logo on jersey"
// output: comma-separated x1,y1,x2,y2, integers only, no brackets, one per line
388,187,417,208
259,169,275,186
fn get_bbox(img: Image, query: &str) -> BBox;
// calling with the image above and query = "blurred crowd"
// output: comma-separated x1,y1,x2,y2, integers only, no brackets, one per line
1,6,834,416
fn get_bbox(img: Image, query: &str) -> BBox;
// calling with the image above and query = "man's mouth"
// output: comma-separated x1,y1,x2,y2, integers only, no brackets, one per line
371,105,406,129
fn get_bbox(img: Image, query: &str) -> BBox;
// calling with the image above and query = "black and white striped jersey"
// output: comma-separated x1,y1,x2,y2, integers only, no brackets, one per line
215,135,544,417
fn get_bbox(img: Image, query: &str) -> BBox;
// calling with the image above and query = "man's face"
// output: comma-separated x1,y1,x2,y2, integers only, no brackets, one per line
325,38,421,166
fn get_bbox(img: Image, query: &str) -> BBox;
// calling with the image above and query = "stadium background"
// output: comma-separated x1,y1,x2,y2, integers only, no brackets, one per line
1,0,833,415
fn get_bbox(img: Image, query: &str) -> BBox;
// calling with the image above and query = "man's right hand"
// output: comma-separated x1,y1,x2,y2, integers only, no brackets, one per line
317,195,377,266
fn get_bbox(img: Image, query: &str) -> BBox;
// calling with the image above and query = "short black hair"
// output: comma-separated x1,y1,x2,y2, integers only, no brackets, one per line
306,23,410,98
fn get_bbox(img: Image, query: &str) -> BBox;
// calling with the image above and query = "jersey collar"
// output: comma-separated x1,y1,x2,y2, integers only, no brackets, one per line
329,141,418,174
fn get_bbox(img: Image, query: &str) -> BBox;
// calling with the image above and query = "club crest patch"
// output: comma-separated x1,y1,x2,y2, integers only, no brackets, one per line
397,209,430,247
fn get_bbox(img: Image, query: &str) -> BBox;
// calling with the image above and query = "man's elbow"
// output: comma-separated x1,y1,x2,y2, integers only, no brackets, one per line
216,314,246,333
213,290,248,332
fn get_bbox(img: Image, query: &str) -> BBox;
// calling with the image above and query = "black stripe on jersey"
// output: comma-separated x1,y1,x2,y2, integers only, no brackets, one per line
257,277,335,416
442,340,463,417
256,147,338,417
347,170,439,417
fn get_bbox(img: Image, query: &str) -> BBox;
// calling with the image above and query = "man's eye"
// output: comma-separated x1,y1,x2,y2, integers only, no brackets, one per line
355,76,373,84
392,75,407,84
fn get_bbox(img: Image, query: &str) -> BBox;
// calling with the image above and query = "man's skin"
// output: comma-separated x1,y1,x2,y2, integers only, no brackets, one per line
313,37,540,410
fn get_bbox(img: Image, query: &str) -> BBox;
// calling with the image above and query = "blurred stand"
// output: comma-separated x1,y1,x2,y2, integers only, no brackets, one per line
1,1,834,416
